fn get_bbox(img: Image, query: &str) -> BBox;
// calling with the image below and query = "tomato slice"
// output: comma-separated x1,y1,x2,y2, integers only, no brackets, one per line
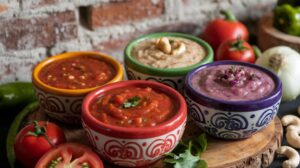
35,143,104,168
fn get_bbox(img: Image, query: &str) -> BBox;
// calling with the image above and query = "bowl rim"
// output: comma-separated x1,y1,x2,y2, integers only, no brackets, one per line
124,32,213,76
184,60,282,111
32,51,124,96
82,80,187,138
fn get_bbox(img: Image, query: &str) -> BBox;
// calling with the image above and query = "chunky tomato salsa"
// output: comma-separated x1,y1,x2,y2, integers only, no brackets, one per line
39,56,116,89
90,87,176,127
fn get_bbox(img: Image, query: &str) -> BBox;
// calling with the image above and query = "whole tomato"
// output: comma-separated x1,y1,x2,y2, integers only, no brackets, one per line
202,10,249,52
14,121,66,168
35,143,104,168
216,37,255,63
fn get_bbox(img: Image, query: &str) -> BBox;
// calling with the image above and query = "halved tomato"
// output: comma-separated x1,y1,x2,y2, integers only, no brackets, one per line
35,143,104,168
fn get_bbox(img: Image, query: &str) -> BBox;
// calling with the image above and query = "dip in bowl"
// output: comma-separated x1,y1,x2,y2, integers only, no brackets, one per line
184,61,282,139
32,52,123,124
82,80,187,167
125,32,213,92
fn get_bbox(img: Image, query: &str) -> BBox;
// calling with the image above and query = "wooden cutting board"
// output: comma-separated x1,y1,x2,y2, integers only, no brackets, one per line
25,108,283,168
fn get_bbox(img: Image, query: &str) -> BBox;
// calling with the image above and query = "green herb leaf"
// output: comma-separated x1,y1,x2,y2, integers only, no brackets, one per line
122,96,141,108
195,160,208,168
164,133,208,168
191,133,207,155
167,148,200,168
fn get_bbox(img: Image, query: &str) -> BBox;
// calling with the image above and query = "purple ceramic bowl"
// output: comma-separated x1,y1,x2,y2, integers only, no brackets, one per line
184,60,282,139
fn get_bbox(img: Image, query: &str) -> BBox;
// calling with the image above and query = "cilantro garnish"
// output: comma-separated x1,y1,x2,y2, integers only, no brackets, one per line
122,96,141,108
164,133,208,168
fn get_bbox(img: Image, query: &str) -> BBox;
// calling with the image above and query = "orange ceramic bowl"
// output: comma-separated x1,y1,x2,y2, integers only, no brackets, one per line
32,52,123,124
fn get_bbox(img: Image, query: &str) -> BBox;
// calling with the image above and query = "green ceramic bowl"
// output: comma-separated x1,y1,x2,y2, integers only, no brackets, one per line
124,32,213,91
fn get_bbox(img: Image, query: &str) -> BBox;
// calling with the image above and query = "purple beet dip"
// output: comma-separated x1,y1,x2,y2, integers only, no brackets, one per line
191,65,275,101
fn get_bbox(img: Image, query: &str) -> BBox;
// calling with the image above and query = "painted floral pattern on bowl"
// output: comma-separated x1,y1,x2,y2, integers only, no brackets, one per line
82,120,186,167
34,86,83,124
184,91,280,139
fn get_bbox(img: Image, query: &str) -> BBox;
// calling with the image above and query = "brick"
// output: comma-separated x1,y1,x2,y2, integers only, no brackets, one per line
0,10,77,51
0,48,47,83
0,4,8,14
21,0,59,9
149,22,201,35
86,0,164,29
94,37,129,64
96,38,129,53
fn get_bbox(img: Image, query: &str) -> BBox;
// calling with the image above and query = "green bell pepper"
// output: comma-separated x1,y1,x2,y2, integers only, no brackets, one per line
0,82,37,109
273,4,300,36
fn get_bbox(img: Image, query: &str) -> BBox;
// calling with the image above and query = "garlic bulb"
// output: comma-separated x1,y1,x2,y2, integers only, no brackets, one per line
255,46,300,101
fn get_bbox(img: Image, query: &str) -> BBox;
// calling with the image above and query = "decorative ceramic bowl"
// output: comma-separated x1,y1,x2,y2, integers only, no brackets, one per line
82,80,187,167
184,61,282,139
32,52,123,124
124,32,213,92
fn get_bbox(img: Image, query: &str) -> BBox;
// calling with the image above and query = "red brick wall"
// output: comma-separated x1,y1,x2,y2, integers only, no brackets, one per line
0,0,276,83
87,0,165,29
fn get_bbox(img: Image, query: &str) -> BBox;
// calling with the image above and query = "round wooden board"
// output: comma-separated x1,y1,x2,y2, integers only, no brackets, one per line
24,108,282,168
258,13,300,52
199,117,282,168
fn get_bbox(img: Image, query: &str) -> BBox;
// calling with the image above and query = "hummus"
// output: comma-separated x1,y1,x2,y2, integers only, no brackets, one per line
131,37,206,68
191,65,275,101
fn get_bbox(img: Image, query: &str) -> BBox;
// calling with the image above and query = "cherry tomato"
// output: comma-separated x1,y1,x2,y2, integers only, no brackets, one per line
35,143,104,168
216,37,255,63
14,121,66,168
202,10,249,52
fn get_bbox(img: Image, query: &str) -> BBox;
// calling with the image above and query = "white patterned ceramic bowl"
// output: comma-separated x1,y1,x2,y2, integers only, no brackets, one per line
82,80,187,167
124,32,213,92
32,52,123,124
184,61,282,139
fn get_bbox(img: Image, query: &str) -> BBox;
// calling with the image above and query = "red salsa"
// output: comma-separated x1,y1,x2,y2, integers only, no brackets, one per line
39,56,116,89
90,87,176,127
